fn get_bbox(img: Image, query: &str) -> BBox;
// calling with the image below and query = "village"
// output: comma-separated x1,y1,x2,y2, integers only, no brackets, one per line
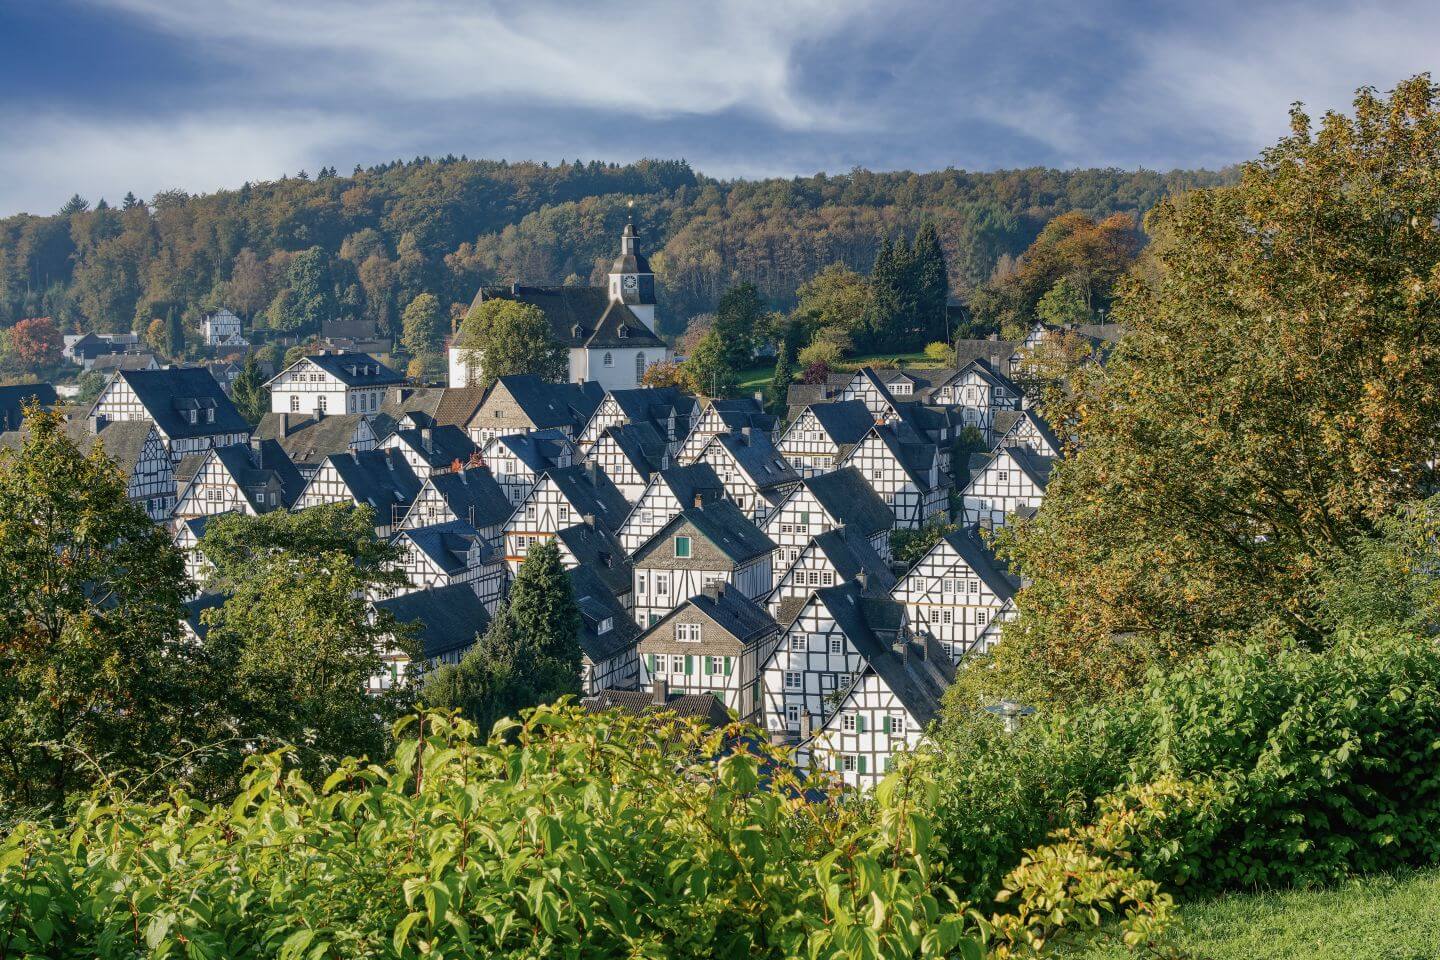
0,218,1119,791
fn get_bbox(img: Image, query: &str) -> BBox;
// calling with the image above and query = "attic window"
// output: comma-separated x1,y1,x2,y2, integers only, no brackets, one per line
673,535,691,558
206,408,215,423
598,617,613,635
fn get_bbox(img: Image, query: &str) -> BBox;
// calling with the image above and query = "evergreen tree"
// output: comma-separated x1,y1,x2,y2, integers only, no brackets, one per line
506,538,582,675
164,306,185,357
122,191,140,210
767,336,796,413
285,247,337,334
712,282,764,368
230,354,269,426
868,236,913,350
911,223,951,343
58,194,89,215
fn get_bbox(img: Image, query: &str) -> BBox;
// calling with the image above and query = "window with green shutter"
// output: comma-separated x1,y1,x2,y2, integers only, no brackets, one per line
882,715,892,734
857,715,866,734
685,654,695,675
724,657,734,675
646,653,656,673
674,535,691,558
704,657,713,676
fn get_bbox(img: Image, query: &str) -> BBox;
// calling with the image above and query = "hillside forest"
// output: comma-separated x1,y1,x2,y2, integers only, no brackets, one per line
0,160,1231,364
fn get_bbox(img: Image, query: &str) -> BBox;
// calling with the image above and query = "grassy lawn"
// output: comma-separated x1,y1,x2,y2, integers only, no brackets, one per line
735,350,949,393
1062,870,1440,960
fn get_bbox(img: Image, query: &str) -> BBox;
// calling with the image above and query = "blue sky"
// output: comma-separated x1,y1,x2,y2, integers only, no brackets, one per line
1,0,1437,216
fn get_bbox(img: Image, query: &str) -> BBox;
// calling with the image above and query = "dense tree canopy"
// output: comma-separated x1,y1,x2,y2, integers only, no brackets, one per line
454,298,567,387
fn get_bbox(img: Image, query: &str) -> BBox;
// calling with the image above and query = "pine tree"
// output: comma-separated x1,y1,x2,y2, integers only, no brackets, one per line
122,191,140,210
911,223,951,343
230,355,269,426
768,336,795,413
867,237,905,350
507,539,582,674
165,306,185,358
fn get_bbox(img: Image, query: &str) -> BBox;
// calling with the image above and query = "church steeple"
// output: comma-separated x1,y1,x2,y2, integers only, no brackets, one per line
608,202,657,331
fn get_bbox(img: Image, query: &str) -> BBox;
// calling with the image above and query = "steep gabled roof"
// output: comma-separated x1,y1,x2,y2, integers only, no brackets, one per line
708,430,799,491
635,499,776,567
865,423,940,491
657,462,727,507
936,526,1019,603
375,582,491,661
183,592,230,644
317,448,422,516
642,583,778,647
953,338,1021,370
0,382,57,432
802,399,875,446
472,285,666,349
605,386,699,431
801,467,895,538
203,440,305,509
105,367,250,439
1,417,159,477
960,356,1024,396
581,688,730,726
569,564,641,664
598,421,667,479
991,408,1063,455
545,464,632,533
419,467,513,529
488,375,605,431
386,425,480,470
1004,445,1056,488
808,527,896,591
704,396,777,433
398,520,487,576
254,412,368,469
486,428,572,475
555,522,632,598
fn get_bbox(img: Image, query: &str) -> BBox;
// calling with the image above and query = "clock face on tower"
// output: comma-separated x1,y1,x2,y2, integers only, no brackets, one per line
622,275,638,291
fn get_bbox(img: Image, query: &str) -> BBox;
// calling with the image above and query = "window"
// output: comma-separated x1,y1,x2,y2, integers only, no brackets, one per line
871,468,882,481
205,488,221,502
785,704,801,727
636,573,647,594
841,755,857,773
969,580,979,594
317,395,328,413
289,395,300,412
889,714,906,736
930,608,942,623
790,634,807,652
820,674,836,692
829,637,842,655
188,410,198,424
603,352,614,367
784,671,801,690
706,656,724,676
798,510,810,526
675,623,701,643
655,575,668,595
640,510,653,524
822,571,835,586
977,610,988,626
597,617,613,635
997,471,1009,483
673,536,691,558
558,504,571,523
636,353,645,379
842,714,857,733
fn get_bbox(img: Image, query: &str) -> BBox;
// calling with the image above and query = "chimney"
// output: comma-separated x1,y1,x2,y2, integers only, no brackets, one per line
88,413,107,435
314,407,325,421
702,583,720,600
583,512,596,528
693,492,703,509
588,462,601,486
420,426,433,452
799,712,813,742
651,677,668,705
280,412,292,437
987,332,998,342
753,391,763,404
511,281,522,296
855,571,869,593
739,426,751,445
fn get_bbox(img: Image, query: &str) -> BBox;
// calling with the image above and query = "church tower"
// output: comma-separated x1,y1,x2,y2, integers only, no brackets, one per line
608,209,657,332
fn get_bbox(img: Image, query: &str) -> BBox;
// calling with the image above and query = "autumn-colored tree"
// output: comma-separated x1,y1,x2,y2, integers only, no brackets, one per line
682,327,738,398
641,359,698,392
10,316,61,366
988,76,1440,706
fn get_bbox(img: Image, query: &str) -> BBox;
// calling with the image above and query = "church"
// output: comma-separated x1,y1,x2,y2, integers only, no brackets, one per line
452,217,672,390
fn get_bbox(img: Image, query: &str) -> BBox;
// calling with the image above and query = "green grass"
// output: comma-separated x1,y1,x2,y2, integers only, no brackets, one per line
1062,870,1440,960
734,351,949,393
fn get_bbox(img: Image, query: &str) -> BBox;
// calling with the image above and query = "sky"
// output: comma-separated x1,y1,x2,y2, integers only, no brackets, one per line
0,0,1437,216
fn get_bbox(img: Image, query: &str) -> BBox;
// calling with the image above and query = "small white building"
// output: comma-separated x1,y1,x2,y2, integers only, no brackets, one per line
266,352,404,417
960,445,1054,529
201,308,249,347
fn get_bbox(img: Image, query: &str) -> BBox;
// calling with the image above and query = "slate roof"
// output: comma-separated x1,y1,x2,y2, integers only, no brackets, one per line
254,412,368,471
545,463,633,533
960,357,1025,397
486,429,572,475
485,375,605,432
704,397,777,434
183,592,230,644
316,448,423,517
635,499,776,567
569,565,641,664
1005,446,1057,488
472,286,666,350
202,440,306,509
103,368,250,440
418,467,513,530
0,416,157,477
0,382,57,431
277,351,403,388
803,399,876,446
398,520,488,576
555,522,632,598
581,688,730,727
800,467,895,538
604,386,699,435
937,526,1019,603
656,462,727,509
785,383,832,413
91,353,159,373
387,425,480,470
375,582,491,662
991,408,1062,454
708,429,799,491
808,527,896,592
372,387,446,439
953,339,1021,370
868,424,940,491
598,421,668,479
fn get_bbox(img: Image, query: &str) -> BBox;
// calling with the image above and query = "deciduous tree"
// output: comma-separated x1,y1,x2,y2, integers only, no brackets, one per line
454,299,566,387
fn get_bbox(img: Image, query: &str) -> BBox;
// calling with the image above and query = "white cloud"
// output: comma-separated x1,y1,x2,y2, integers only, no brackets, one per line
86,0,876,130
0,110,368,215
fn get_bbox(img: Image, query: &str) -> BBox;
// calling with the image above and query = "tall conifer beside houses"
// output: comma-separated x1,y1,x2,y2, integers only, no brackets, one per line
889,525,1018,662
265,352,404,417
171,440,305,519
762,466,896,577
501,463,631,573
614,462,728,554
292,447,422,537
465,376,604,444
576,386,700,457
480,429,576,506
674,397,776,464
840,423,948,530
88,367,251,464
630,499,775,627
636,583,780,722
463,218,672,390
0,417,175,520
960,445,1055,528
694,429,801,523
776,400,875,478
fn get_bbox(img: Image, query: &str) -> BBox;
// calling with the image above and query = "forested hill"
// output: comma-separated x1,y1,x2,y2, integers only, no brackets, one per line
0,157,1233,340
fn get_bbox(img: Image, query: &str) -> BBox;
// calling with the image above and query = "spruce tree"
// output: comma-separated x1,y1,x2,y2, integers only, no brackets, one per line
230,354,269,426
165,307,185,358
911,223,951,343
867,237,906,350
507,539,582,674
768,336,795,413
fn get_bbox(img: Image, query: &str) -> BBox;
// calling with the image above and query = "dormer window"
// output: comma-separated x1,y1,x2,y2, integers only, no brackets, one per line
188,410,198,424
206,408,214,423
598,617,613,635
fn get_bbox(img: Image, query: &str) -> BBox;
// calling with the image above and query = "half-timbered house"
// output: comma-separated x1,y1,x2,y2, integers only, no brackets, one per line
776,399,874,477
694,428,800,523
762,466,896,575
960,445,1055,529
501,463,631,573
2,417,176,520
554,520,633,611
890,525,1018,662
926,358,1025,440
674,397,776,463
614,462,728,554
172,440,305,519
465,375,603,444
630,499,775,627
989,408,1063,458
379,423,481,480
265,352,404,417
371,583,492,692
481,428,576,507
636,583,780,721
400,466,513,548
89,367,251,463
388,519,507,610
173,514,217,587
253,412,378,479
766,527,896,625
576,386,700,457
840,424,948,529
292,447,423,536
586,421,668,501
570,565,642,694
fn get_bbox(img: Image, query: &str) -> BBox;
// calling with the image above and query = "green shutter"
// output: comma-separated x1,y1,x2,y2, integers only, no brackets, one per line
858,755,867,775
646,653,656,673
704,657,713,676
833,753,841,772
724,657,734,676
882,715,892,734
857,715,866,734
685,655,695,675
